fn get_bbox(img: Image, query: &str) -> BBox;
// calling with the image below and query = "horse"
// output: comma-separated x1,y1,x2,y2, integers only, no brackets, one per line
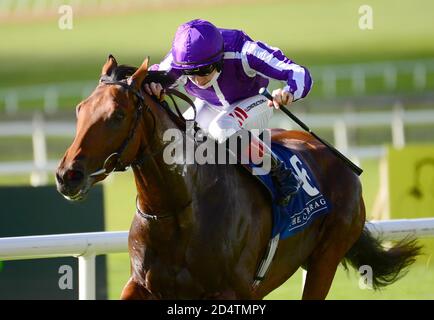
56,55,421,299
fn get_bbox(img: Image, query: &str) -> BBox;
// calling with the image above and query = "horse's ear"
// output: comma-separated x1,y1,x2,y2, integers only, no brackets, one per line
128,57,149,90
101,54,118,76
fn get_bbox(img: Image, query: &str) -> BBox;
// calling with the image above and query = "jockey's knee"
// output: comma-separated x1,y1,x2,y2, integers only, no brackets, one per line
208,119,239,144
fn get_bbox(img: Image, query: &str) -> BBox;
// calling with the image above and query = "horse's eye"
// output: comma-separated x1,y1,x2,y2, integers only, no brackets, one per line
111,110,126,123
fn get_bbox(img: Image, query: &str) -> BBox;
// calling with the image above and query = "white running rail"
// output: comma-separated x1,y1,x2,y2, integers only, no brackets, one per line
0,231,127,300
0,218,433,300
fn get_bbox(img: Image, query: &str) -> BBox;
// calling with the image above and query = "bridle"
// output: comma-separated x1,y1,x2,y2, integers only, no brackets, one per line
88,74,197,221
89,74,197,177
89,75,155,178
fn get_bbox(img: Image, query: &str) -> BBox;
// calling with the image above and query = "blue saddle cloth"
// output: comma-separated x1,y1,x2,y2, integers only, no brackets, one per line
248,143,331,239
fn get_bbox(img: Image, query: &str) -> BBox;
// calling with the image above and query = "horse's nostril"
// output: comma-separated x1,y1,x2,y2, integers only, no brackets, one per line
65,169,84,183
56,172,63,184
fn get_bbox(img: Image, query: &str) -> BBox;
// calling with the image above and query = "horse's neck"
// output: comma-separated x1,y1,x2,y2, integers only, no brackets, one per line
132,97,253,220
133,100,191,216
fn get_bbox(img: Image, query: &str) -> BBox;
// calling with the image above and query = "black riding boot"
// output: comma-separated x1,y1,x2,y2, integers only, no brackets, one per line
270,152,302,206
232,129,302,206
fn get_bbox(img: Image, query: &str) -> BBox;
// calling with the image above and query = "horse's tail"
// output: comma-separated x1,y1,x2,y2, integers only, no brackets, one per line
342,226,422,290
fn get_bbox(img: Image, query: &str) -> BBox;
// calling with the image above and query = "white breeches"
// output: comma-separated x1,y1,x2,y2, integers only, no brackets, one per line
183,95,273,144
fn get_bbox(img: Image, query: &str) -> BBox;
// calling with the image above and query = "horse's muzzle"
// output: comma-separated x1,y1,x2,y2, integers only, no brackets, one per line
56,164,88,201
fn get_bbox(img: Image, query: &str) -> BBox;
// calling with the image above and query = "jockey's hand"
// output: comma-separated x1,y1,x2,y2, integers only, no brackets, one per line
144,82,165,101
267,88,293,109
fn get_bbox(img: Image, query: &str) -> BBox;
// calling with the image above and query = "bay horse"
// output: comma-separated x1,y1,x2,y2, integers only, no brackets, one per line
56,55,420,299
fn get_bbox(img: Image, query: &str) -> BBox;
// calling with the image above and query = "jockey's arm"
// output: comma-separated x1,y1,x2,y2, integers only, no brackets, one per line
145,52,184,100
241,40,313,108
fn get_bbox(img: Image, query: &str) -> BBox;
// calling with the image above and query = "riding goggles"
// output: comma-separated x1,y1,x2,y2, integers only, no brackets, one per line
182,64,216,76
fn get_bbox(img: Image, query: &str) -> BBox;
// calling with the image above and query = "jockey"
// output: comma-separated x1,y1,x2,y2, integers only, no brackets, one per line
145,19,313,206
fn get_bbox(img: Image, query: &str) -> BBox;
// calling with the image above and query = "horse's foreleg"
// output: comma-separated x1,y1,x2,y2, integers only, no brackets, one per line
120,277,153,300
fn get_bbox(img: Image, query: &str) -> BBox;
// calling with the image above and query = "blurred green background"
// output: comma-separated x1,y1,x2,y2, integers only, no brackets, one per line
0,0,433,299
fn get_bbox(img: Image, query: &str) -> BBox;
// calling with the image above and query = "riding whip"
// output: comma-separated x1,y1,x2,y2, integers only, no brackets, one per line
259,87,363,176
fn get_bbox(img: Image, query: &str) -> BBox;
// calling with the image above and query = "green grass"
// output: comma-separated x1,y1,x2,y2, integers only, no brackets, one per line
1,0,434,89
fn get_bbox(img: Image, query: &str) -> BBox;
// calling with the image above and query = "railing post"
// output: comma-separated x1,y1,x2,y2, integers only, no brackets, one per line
31,112,48,186
301,269,307,295
391,101,405,149
333,119,349,155
78,254,96,300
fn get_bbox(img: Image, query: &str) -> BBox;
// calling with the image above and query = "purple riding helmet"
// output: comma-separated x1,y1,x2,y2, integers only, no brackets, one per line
171,19,224,71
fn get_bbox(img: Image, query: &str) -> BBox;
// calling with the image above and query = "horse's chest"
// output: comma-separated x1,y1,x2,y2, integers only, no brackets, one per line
131,244,224,299
128,216,234,298
138,238,248,299
130,255,203,299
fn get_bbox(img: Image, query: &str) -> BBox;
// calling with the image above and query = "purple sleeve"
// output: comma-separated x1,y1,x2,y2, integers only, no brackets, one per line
242,41,313,101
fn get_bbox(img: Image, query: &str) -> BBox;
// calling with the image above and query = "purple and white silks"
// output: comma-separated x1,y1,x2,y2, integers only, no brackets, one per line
150,28,313,107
